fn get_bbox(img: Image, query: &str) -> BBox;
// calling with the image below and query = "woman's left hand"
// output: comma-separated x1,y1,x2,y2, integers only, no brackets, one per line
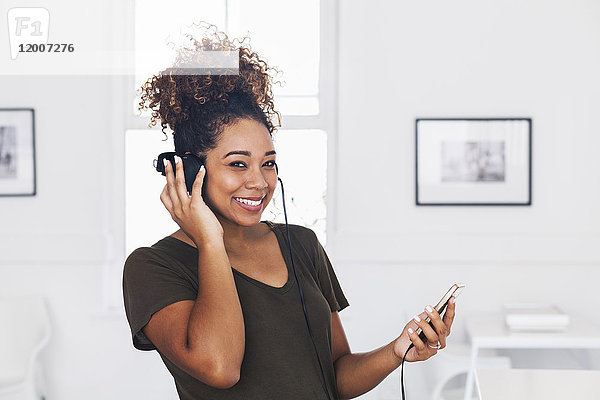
392,296,456,363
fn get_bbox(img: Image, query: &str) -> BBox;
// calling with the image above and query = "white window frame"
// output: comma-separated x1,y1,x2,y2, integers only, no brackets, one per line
104,0,339,312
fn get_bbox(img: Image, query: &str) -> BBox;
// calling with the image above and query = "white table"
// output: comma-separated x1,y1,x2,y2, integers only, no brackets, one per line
475,368,600,399
464,315,600,400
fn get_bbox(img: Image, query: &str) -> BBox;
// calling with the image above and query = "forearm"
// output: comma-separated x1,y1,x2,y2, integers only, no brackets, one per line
186,239,245,368
334,340,403,399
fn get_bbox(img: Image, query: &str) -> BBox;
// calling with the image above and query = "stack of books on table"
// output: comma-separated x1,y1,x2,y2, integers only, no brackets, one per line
503,304,570,332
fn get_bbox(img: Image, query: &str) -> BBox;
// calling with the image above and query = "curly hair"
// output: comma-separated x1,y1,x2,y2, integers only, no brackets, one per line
138,22,282,158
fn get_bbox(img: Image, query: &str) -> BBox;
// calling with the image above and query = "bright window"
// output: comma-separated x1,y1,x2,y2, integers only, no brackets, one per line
127,0,329,253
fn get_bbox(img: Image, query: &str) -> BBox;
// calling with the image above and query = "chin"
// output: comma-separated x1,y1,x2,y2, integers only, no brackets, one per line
235,213,264,226
220,218,260,229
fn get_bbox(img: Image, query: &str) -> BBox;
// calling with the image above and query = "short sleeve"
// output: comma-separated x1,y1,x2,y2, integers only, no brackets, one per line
310,232,349,313
122,249,197,351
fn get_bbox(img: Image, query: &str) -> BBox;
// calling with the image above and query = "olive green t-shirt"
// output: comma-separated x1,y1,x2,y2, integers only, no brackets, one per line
122,221,349,400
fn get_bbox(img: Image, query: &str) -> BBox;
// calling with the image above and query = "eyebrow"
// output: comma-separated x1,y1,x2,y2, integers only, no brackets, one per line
223,150,276,159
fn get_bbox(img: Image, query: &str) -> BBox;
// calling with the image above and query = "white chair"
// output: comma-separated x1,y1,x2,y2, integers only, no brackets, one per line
0,296,51,400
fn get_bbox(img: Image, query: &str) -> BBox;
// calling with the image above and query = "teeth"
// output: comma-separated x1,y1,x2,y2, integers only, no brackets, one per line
235,197,262,206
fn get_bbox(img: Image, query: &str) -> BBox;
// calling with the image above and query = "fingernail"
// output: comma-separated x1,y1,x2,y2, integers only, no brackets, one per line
163,158,168,167
450,296,456,304
408,328,414,334
413,315,421,323
200,165,205,171
174,155,180,164
426,305,433,313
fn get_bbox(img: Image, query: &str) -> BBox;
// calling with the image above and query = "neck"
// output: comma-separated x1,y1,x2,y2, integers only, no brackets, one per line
217,214,264,251
172,215,265,252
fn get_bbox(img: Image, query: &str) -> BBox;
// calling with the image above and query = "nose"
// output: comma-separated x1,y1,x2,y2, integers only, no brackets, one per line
246,165,269,190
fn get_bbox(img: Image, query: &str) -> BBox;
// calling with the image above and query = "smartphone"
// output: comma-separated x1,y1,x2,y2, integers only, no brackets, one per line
416,283,465,342
154,152,205,195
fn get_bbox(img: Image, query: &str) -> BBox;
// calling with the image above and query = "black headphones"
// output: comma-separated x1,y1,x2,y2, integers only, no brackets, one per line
154,152,205,194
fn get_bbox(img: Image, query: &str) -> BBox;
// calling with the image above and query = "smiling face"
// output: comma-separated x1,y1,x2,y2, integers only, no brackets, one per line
201,118,277,227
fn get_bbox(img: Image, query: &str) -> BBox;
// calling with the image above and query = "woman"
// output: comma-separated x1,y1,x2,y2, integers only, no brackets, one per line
123,23,456,400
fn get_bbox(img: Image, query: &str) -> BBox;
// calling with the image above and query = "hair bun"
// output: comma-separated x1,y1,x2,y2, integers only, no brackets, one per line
138,21,282,156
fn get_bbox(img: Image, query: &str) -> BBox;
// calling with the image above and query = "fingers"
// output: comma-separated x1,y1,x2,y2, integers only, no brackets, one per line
173,155,190,200
405,299,458,362
164,156,191,221
160,184,173,214
413,312,440,347
407,327,429,353
164,158,181,213
407,327,437,358
424,305,448,349
443,296,457,336
405,311,426,332
191,164,206,200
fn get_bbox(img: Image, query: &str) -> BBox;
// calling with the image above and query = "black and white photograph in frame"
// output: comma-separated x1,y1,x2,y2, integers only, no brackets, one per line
416,118,531,205
0,109,36,196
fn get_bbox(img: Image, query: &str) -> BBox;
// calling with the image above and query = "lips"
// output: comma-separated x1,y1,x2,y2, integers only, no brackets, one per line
235,196,264,201
233,196,264,212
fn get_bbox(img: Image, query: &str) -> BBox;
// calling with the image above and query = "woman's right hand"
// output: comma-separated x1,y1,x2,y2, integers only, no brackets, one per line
160,155,224,244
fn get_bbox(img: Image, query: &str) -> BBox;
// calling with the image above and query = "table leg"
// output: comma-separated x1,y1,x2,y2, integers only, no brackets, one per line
464,345,478,400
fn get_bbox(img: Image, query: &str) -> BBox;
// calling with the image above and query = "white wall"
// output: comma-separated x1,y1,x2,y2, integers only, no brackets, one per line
0,0,173,399
0,0,599,399
333,0,600,398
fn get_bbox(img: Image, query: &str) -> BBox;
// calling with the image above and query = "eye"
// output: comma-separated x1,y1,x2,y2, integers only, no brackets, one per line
228,160,276,168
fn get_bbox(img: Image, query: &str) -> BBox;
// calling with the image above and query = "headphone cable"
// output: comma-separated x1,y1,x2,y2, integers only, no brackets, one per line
400,343,413,400
278,176,332,400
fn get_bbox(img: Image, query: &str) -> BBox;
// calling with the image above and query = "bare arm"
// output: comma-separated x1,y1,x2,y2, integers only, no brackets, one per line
142,240,244,388
142,157,245,389
332,299,457,399
187,240,245,379
334,340,402,399
330,312,402,399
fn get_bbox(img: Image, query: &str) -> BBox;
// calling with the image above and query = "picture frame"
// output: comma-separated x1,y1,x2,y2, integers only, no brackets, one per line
0,108,36,196
416,118,531,206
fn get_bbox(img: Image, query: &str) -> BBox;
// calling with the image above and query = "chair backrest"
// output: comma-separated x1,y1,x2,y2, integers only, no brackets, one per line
0,296,51,387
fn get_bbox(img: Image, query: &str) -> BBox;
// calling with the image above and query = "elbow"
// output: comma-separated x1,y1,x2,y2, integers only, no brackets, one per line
209,368,240,389
184,342,244,389
194,359,241,389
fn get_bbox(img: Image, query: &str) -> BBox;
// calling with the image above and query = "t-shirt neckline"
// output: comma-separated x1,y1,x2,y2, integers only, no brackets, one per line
162,220,294,293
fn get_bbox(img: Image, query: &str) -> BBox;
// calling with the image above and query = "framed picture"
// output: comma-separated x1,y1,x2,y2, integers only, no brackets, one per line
0,108,36,196
416,118,531,205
